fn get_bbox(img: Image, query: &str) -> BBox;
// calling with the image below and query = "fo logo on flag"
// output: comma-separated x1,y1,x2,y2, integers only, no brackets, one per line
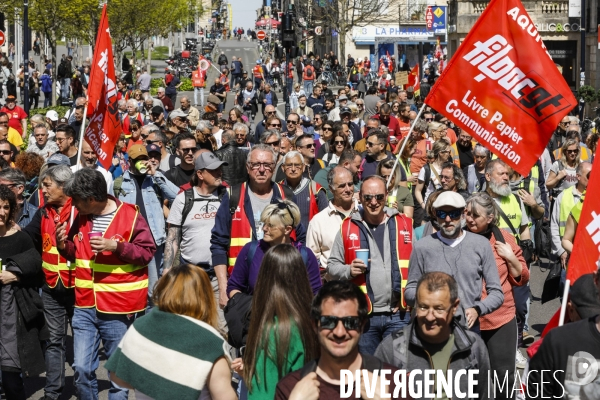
426,0,576,176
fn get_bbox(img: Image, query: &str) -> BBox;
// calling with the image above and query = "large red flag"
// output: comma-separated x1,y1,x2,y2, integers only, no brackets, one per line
566,159,600,282
85,4,121,170
425,0,576,176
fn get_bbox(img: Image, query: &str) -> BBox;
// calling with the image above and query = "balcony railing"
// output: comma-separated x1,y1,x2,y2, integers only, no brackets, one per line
541,1,569,13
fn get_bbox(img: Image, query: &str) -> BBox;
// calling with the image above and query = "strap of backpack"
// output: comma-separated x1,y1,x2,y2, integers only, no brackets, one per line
180,188,195,225
421,163,431,197
228,183,243,215
169,154,176,170
246,241,260,268
491,225,506,244
492,195,520,240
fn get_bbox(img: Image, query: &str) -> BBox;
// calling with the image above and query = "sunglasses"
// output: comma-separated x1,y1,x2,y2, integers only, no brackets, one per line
266,111,276,115
566,149,579,154
180,147,197,154
319,316,361,331
286,120,298,124
323,127,333,131
146,139,160,145
270,124,282,128
334,140,346,145
265,140,280,146
425,118,433,122
298,143,315,149
435,209,463,220
363,194,385,202
0,150,11,155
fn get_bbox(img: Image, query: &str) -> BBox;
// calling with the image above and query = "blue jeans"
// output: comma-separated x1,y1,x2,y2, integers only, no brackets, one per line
42,287,75,399
303,80,314,96
147,243,164,310
72,308,137,400
194,87,204,106
359,310,410,355
61,78,71,99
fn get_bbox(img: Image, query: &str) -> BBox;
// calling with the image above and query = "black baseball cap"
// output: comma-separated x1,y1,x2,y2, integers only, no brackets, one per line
570,273,600,319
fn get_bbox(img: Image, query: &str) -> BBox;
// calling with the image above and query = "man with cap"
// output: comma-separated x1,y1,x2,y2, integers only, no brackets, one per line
0,95,27,138
527,272,600,398
168,109,190,137
72,140,114,193
205,94,221,114
406,190,503,331
27,123,59,161
321,79,333,98
113,143,179,308
165,151,229,329
150,106,166,129
45,109,59,138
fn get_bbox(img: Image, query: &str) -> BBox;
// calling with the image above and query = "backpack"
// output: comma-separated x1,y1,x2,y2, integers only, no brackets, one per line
306,67,313,78
180,185,227,225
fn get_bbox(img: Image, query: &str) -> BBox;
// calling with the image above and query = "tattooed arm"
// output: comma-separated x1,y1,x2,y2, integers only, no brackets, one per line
163,224,182,273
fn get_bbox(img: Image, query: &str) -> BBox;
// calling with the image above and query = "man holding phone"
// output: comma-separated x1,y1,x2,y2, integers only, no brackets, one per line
327,175,413,355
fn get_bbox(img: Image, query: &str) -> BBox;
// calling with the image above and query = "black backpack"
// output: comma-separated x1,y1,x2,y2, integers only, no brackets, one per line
180,185,228,225
306,67,313,77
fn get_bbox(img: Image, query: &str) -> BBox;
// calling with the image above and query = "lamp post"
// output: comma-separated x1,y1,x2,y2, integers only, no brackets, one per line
23,0,29,114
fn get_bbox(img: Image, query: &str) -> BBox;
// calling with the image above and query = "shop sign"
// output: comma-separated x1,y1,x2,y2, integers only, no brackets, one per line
535,22,580,32
352,25,434,41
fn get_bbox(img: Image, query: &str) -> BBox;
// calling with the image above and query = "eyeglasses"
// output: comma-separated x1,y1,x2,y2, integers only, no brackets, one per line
248,162,275,170
363,194,385,202
334,140,346,145
55,137,67,143
318,315,361,331
180,147,197,154
286,120,298,124
366,141,380,147
416,305,453,317
435,209,463,220
284,163,303,170
298,143,315,149
265,140,280,146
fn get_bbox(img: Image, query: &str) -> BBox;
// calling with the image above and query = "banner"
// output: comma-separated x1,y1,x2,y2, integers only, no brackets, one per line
567,164,600,282
85,4,121,170
425,0,576,177
406,64,420,95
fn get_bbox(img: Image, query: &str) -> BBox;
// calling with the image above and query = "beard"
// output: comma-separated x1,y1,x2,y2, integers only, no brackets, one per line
489,180,512,197
440,223,461,238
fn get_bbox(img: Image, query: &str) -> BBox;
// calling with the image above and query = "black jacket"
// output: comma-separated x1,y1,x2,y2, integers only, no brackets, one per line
257,90,278,113
214,142,249,187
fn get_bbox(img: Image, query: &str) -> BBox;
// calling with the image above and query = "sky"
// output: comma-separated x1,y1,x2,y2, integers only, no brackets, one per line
228,0,262,30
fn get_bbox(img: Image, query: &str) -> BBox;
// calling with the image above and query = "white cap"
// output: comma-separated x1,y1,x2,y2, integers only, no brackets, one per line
46,110,59,121
432,191,466,209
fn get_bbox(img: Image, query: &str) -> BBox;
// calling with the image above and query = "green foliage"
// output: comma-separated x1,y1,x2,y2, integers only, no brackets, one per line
151,78,163,88
124,46,170,61
578,85,597,103
179,78,193,92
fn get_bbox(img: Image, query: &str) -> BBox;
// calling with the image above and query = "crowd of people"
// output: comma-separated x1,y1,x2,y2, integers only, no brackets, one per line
0,43,598,400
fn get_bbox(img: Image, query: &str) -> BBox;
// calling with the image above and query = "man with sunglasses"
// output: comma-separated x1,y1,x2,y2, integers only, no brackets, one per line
406,191,503,332
283,112,304,138
150,106,167,129
375,272,492,400
278,133,323,182
145,126,180,172
254,104,284,142
54,124,79,166
164,133,199,187
360,129,400,181
211,144,301,308
275,281,397,399
113,144,178,309
328,175,414,355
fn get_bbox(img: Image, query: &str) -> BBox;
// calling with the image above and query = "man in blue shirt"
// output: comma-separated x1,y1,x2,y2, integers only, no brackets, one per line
307,85,324,115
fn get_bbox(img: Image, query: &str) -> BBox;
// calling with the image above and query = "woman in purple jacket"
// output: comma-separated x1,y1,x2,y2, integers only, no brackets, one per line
227,200,322,297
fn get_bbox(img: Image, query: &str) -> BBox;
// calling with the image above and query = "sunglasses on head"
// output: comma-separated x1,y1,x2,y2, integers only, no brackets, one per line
435,209,463,220
319,316,361,331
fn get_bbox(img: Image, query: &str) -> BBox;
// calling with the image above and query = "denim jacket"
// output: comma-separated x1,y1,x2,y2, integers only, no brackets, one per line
117,170,179,246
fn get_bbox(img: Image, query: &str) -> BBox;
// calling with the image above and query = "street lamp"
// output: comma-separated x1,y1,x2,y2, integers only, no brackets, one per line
23,0,29,114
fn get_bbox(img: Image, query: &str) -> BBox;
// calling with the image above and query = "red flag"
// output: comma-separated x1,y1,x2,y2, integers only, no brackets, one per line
406,64,420,96
425,0,576,176
85,4,121,170
566,160,600,282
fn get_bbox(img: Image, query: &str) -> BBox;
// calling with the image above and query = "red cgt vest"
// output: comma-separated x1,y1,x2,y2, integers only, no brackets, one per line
228,182,289,274
341,214,412,314
40,198,77,288
74,202,148,314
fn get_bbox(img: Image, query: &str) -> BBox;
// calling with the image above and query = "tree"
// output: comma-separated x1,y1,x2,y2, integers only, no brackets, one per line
317,0,399,62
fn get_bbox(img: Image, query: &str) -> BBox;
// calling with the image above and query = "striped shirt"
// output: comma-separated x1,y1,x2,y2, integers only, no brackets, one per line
91,210,116,234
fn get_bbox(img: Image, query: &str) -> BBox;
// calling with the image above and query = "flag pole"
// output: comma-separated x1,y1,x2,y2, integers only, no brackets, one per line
558,279,571,326
386,102,427,190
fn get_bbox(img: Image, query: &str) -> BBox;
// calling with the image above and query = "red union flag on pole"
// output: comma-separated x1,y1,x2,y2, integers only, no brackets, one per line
567,160,600,282
425,0,576,176
85,4,121,170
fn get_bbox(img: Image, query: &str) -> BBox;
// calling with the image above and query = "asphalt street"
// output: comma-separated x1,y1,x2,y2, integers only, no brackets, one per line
24,39,558,399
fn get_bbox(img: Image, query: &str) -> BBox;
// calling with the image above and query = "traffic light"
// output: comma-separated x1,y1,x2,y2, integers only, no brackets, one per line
282,10,295,49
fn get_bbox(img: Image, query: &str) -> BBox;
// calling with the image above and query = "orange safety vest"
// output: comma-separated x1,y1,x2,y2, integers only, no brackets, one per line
341,214,412,314
228,182,289,274
253,65,263,79
40,199,77,289
192,69,206,88
73,201,148,314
